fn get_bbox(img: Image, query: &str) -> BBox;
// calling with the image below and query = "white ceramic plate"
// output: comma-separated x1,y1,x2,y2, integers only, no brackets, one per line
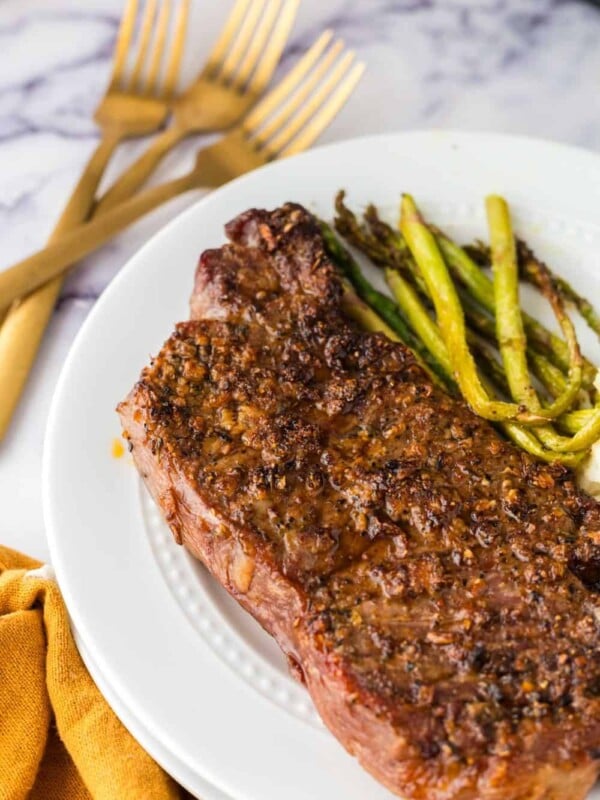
75,635,233,800
44,131,600,800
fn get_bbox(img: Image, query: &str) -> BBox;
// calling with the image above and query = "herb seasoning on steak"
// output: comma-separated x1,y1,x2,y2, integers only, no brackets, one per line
119,203,600,799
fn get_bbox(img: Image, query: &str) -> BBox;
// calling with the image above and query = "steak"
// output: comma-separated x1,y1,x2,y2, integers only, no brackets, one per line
119,203,600,799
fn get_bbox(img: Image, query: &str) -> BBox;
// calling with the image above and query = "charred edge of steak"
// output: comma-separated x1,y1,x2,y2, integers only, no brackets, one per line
191,202,344,324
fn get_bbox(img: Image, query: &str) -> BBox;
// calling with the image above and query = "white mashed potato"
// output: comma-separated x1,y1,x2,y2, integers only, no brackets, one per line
579,443,600,500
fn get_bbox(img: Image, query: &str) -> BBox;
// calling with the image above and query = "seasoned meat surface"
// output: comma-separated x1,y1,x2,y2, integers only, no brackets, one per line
119,203,600,799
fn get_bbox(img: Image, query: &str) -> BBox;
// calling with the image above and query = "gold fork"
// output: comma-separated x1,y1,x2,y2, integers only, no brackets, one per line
96,0,301,215
0,32,365,311
0,0,189,439
48,0,189,232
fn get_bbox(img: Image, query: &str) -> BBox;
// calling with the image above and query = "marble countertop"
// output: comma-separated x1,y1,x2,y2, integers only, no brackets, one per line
2,0,600,562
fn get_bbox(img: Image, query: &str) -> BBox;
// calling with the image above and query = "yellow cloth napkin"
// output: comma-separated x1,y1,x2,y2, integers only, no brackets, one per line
0,546,187,800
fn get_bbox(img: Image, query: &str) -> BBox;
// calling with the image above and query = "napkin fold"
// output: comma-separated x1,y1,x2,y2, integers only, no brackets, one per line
0,546,185,800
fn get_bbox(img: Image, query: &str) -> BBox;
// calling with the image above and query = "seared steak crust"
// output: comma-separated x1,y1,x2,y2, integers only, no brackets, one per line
119,203,600,799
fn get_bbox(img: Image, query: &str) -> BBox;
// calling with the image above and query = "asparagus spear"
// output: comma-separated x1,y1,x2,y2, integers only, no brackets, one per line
384,267,453,377
320,222,413,344
550,408,600,452
501,423,583,466
527,351,567,398
344,200,584,397
417,221,600,450
477,353,583,463
320,222,453,390
402,194,599,450
356,197,598,392
330,198,597,461
470,238,600,343
486,195,583,422
469,338,511,398
340,285,401,342
335,193,572,398
385,264,514,400
406,290,583,463
484,196,593,453
327,209,455,386
399,194,546,424
347,239,581,464
455,292,560,399
435,232,598,382
518,240,600,340
335,192,430,293
487,196,540,409
559,408,597,434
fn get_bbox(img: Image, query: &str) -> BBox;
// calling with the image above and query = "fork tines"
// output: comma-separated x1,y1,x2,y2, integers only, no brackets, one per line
242,31,365,160
203,0,301,94
110,0,190,98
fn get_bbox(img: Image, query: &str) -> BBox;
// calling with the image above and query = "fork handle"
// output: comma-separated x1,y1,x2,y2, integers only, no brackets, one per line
95,126,186,216
0,131,124,441
0,173,195,315
54,131,123,233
